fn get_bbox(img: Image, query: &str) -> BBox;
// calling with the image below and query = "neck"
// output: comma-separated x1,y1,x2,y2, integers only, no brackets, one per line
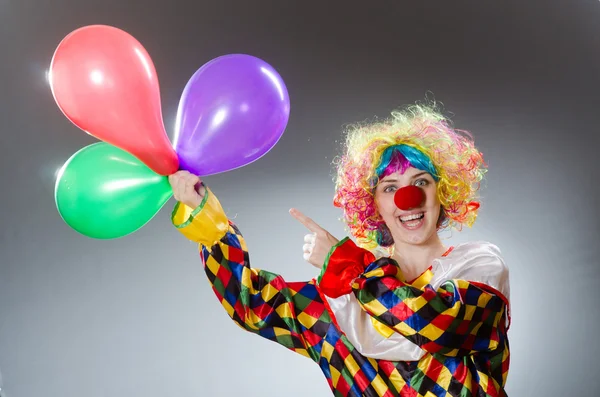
391,235,447,282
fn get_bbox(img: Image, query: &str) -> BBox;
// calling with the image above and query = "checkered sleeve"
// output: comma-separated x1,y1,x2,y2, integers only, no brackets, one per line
171,187,319,361
320,238,509,357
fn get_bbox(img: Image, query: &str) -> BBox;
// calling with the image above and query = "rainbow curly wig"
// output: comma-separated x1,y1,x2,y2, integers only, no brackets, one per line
332,102,487,250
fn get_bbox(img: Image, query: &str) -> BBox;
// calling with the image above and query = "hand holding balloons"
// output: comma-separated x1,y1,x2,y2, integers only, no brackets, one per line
168,171,206,209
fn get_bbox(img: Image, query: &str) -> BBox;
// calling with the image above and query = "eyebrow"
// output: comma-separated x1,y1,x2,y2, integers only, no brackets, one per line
379,172,429,183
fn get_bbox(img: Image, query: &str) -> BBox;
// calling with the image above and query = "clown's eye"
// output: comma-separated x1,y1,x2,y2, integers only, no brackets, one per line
414,179,428,187
383,185,397,193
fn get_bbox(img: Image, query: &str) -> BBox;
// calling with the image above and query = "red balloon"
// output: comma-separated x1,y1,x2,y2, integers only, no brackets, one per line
394,185,425,210
49,25,179,176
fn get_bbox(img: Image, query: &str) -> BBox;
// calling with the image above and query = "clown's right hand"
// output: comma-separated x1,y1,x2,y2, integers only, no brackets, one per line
168,170,206,209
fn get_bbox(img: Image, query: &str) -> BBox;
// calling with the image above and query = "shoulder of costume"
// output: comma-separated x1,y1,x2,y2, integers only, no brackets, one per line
432,240,510,297
444,241,505,261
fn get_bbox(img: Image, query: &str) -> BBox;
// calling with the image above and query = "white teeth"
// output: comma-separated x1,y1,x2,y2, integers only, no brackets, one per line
400,213,424,222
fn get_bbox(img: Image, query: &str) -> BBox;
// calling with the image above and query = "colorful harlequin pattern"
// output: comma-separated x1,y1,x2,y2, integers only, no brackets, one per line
172,189,510,397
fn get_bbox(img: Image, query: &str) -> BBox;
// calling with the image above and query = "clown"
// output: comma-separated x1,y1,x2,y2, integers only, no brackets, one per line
169,103,511,397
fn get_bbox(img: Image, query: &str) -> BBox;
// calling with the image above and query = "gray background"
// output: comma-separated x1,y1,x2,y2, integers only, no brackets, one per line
1,0,599,396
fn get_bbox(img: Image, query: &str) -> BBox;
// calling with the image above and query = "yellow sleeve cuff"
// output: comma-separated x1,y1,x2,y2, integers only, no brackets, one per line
171,186,229,246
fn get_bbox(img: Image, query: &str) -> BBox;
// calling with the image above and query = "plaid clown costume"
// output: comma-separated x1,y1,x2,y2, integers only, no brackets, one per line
172,186,511,397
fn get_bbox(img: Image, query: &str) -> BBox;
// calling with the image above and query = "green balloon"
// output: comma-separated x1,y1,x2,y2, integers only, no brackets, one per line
55,142,173,239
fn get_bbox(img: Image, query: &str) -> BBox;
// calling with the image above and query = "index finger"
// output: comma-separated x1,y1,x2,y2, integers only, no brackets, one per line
289,208,324,233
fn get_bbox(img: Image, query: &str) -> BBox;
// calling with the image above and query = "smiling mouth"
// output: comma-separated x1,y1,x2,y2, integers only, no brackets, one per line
398,212,425,229
399,212,424,222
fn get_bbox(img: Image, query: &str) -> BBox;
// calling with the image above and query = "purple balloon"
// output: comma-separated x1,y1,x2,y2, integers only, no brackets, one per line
173,54,291,176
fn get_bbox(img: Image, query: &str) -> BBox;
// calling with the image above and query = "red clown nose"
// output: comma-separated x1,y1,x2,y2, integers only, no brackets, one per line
394,185,425,210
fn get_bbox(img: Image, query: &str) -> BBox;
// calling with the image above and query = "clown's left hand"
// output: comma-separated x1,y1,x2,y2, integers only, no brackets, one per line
289,208,339,269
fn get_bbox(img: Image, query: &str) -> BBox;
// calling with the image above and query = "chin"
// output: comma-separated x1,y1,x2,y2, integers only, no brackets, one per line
405,234,433,245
